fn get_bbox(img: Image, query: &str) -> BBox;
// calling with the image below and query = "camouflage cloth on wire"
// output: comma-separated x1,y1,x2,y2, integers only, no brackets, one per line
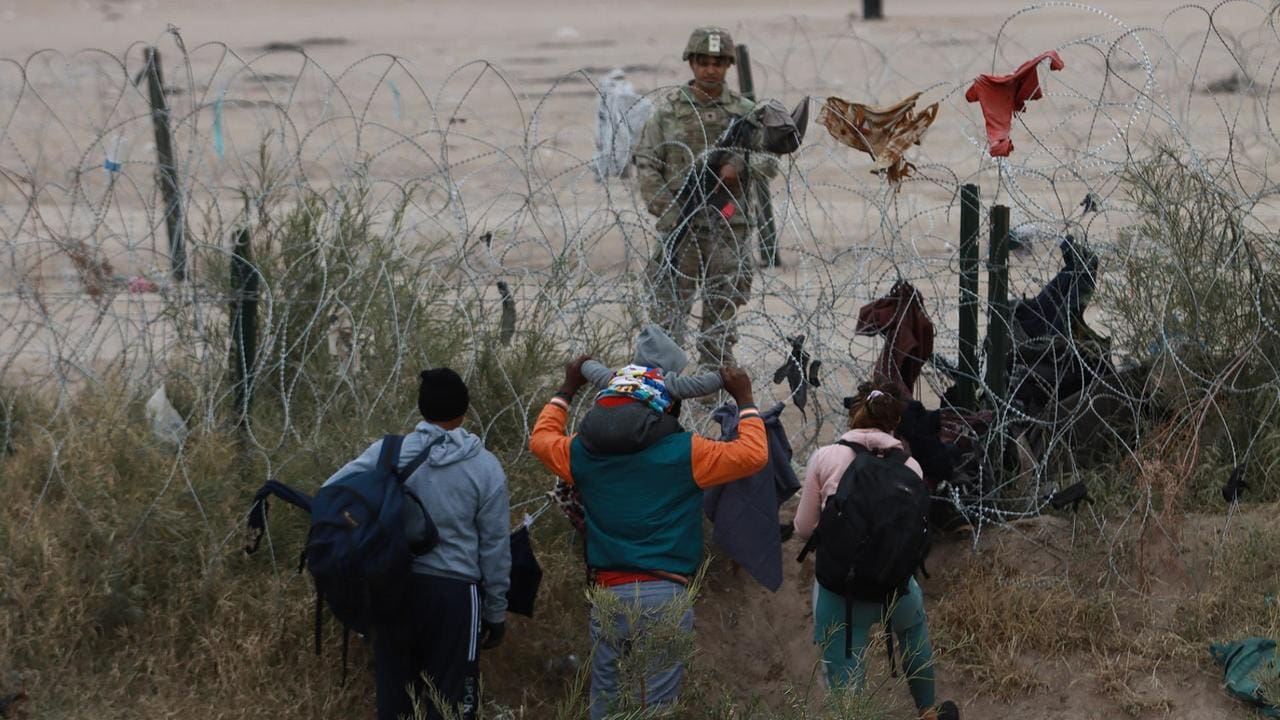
818,93,939,183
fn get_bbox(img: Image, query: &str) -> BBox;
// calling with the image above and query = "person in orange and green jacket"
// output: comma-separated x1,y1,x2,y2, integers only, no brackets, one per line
529,356,766,719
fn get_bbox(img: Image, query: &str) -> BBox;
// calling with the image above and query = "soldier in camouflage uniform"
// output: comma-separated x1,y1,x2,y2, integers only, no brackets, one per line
633,26,778,369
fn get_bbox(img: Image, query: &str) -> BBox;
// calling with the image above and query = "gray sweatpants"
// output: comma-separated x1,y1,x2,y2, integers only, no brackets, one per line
588,580,693,720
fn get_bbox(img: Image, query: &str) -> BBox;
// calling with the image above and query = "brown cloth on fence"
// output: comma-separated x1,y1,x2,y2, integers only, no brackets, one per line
856,281,935,393
817,92,939,183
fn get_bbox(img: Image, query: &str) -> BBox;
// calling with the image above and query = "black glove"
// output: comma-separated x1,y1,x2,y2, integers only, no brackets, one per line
480,620,505,650
779,522,795,542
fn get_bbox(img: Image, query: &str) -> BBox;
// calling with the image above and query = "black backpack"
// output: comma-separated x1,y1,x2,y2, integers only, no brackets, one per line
809,440,931,603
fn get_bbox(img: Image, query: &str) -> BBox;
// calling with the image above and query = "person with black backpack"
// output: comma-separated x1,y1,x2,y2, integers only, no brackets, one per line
791,382,959,720
322,368,511,720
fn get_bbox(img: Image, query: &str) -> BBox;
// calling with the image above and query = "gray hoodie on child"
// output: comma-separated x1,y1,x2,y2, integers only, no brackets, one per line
323,422,511,623
577,324,724,455
582,324,723,398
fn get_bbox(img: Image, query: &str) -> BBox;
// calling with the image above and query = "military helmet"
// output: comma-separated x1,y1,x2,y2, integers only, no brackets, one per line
682,27,735,61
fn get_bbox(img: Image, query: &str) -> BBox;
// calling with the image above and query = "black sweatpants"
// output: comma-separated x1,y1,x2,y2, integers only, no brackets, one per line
373,574,481,720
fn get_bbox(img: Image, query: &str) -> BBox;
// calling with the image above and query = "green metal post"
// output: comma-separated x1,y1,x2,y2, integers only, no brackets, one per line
734,43,780,267
735,44,755,101
143,47,187,281
957,184,980,409
229,223,259,426
985,204,1011,405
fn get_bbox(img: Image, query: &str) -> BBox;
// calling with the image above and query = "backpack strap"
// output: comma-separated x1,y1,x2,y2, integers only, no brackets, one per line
378,434,406,474
796,532,818,563
834,439,870,454
832,440,874,506
836,439,908,462
883,448,909,464
384,433,435,485
883,587,905,677
244,479,314,555
340,624,351,685
834,440,909,470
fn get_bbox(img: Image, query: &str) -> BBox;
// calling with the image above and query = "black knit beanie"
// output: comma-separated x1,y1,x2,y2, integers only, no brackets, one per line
418,368,469,421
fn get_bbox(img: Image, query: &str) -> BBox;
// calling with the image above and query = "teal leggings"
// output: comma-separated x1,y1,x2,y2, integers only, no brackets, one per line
812,578,936,710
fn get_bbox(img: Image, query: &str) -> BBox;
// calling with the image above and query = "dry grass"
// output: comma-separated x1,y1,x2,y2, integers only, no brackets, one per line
923,504,1280,716
2,379,1276,718
0,371,914,719
0,375,594,718
930,547,1122,699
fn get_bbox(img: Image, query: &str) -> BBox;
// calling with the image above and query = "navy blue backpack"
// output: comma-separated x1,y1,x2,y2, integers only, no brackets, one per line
246,434,437,674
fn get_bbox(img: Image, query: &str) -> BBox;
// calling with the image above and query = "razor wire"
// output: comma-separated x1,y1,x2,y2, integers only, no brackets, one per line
2,2,1279,553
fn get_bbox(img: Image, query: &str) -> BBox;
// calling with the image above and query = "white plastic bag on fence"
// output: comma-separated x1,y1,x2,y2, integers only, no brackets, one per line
594,69,654,181
327,305,362,377
146,385,187,446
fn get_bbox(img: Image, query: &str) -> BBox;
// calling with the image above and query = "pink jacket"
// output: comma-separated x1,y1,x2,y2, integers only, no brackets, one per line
792,428,924,541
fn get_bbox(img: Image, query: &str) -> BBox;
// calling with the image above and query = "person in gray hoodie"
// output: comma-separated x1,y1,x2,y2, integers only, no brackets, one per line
324,368,511,720
578,324,724,454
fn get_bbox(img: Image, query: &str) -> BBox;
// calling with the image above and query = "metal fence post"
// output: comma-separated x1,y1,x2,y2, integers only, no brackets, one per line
229,221,258,426
957,183,980,409
734,43,781,267
985,204,1011,404
143,47,187,281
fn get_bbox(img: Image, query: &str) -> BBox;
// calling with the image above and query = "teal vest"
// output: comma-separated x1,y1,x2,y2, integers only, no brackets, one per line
569,433,703,576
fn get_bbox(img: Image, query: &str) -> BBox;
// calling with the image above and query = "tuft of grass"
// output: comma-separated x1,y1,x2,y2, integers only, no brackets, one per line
930,549,1123,699
1174,522,1280,648
0,384,38,457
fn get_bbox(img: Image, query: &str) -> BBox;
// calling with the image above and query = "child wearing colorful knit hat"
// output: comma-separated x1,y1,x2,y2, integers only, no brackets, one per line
577,324,723,454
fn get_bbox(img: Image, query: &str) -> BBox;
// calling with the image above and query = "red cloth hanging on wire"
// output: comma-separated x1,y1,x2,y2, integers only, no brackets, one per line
965,51,1065,158
856,281,935,395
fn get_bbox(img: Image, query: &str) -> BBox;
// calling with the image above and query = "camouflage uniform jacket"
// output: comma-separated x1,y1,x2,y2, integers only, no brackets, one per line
633,82,777,234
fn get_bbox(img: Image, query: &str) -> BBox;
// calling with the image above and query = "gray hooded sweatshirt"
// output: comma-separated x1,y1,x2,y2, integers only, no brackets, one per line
582,323,723,398
324,422,511,623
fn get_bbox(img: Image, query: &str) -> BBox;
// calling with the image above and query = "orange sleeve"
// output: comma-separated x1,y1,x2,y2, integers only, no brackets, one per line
690,409,768,489
528,399,575,485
